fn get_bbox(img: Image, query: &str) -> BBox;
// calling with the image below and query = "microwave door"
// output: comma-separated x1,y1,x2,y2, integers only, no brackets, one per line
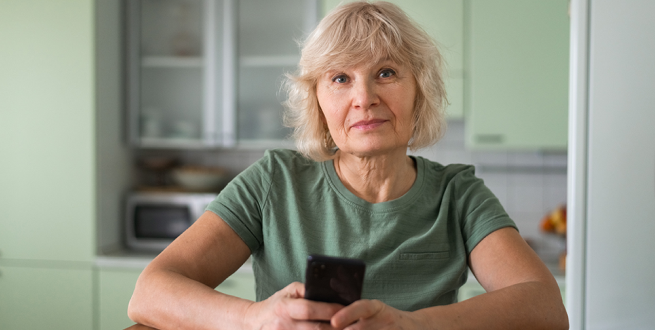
130,205,191,251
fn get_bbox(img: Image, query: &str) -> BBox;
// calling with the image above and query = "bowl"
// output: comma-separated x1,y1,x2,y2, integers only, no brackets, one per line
171,166,228,191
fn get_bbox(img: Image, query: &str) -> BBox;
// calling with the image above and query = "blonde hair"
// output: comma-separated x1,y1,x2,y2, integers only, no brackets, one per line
283,1,447,161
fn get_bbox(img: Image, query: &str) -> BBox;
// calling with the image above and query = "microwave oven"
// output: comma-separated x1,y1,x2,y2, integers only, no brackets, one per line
125,192,217,251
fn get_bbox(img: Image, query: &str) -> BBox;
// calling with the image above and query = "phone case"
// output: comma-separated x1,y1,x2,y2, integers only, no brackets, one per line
304,255,366,305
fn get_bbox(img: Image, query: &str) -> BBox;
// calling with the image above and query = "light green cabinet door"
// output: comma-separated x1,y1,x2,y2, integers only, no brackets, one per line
215,271,257,301
0,264,93,330
457,280,487,302
0,0,95,262
98,268,143,330
464,0,569,150
321,0,464,119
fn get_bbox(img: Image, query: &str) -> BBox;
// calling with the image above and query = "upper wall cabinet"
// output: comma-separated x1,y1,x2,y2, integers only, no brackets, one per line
127,0,319,149
321,0,465,119
464,0,570,150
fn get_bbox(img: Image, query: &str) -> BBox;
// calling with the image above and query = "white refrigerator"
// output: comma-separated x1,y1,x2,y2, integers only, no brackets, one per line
567,0,655,329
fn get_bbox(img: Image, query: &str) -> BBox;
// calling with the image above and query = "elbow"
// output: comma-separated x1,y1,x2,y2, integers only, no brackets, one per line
545,290,569,330
127,296,139,323
127,287,144,324
549,311,569,330
127,274,151,325
553,303,570,330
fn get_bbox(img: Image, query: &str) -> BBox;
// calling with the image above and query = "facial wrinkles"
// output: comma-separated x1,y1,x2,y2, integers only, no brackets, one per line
318,61,416,153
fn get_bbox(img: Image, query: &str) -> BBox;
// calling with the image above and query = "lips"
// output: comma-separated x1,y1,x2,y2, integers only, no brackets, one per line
350,119,387,130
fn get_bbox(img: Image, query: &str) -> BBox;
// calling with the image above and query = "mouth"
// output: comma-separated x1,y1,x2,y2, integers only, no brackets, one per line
350,119,388,130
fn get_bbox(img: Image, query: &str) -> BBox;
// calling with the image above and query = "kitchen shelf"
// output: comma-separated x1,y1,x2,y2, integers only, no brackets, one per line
236,139,295,150
138,137,207,149
141,56,204,68
239,55,300,67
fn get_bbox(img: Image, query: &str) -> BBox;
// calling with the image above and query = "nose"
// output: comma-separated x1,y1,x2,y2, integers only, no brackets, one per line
351,78,380,110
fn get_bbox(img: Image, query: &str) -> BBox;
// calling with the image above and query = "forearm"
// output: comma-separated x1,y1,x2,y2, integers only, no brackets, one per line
413,281,568,330
128,268,253,330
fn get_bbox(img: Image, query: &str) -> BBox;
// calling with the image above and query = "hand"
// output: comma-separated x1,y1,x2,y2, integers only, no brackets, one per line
330,299,425,330
244,282,344,330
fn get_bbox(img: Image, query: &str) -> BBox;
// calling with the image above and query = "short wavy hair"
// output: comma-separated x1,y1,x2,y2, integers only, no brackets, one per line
283,1,447,162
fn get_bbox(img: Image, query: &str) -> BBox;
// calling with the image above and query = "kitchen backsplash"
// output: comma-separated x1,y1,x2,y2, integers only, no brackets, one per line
141,120,567,261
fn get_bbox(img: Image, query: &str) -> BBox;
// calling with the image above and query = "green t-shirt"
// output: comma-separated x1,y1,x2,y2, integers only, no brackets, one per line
206,149,516,311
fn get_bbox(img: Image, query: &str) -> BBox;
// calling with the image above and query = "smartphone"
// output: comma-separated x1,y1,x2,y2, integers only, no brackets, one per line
304,255,366,306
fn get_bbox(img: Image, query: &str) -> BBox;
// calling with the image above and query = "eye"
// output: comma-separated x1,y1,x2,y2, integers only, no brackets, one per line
378,68,396,78
332,74,348,84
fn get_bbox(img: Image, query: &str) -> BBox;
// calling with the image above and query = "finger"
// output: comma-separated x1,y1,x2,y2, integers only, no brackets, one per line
285,298,344,322
330,299,382,328
295,320,338,330
264,319,337,330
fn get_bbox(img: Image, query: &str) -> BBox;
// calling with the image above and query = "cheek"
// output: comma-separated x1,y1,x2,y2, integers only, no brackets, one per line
317,90,345,127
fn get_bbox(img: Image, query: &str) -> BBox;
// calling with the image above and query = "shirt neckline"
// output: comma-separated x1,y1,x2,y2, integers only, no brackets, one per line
321,155,425,213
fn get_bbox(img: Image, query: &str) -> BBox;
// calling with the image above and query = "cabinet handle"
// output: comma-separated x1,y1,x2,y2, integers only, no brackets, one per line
475,134,504,144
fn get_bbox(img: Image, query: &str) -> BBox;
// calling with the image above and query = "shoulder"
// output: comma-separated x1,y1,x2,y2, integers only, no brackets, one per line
259,148,318,173
416,156,492,205
417,156,477,185
244,149,321,186
263,148,314,165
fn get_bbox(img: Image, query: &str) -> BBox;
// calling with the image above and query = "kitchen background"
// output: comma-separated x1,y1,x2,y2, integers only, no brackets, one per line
1,0,570,329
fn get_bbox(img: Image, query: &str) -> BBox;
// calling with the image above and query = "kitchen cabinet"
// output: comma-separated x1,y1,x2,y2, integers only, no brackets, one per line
98,268,143,330
215,270,257,301
0,264,93,330
0,0,95,263
321,0,464,119
464,0,570,150
97,265,256,330
127,0,319,149
1,1,98,329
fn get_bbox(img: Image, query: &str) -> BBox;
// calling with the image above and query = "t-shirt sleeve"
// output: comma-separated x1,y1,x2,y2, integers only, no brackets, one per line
453,166,518,254
205,151,276,253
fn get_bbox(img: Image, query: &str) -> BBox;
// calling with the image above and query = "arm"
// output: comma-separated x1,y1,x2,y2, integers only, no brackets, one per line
128,210,253,329
128,211,342,330
330,227,569,329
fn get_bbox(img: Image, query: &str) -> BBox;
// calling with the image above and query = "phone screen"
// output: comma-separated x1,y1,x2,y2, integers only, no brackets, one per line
304,255,365,305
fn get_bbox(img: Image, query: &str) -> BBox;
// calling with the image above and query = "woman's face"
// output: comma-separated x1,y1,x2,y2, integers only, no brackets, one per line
316,60,417,158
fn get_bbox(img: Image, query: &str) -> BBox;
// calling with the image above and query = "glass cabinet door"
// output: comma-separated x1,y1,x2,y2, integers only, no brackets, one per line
236,0,319,147
128,0,228,148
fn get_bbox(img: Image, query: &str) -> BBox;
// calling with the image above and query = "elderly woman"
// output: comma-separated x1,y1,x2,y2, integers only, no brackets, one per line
128,2,568,329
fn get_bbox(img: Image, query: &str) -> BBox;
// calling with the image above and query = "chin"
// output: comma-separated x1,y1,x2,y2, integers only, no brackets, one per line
341,143,407,158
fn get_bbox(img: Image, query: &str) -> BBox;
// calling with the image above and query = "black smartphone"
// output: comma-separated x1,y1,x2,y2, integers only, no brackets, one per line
304,255,366,306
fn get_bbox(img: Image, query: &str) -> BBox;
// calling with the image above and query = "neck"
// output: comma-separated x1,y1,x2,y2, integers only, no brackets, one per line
333,149,417,204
